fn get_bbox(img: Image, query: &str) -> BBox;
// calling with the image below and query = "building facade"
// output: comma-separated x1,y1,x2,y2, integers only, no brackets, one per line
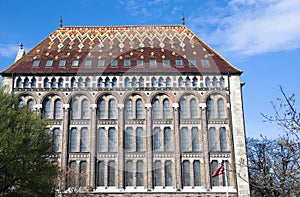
1,24,250,196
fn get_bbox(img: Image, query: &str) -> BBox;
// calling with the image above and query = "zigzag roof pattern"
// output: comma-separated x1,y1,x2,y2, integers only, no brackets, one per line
2,25,241,75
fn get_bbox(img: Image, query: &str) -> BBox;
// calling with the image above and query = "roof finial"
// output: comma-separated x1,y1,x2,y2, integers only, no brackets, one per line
182,14,185,25
59,16,63,28
19,42,23,49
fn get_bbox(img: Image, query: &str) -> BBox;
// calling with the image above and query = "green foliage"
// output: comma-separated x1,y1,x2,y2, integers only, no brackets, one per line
0,88,58,196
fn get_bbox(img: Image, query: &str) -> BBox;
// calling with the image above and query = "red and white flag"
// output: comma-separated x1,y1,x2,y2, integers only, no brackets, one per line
212,164,224,178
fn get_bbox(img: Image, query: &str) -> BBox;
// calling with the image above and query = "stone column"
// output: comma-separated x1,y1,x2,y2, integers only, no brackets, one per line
61,104,70,190
89,103,97,189
199,103,211,190
117,104,125,189
172,103,182,190
145,103,153,190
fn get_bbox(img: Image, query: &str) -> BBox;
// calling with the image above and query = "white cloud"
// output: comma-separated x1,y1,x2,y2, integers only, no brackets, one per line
0,44,19,58
188,0,300,55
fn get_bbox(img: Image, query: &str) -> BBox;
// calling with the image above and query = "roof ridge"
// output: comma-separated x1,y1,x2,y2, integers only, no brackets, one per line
61,24,186,29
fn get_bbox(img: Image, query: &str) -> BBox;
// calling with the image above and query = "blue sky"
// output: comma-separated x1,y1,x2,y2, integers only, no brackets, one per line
0,0,299,138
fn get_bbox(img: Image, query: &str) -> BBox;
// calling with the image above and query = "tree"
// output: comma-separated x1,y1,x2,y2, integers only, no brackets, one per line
0,88,58,196
247,87,300,197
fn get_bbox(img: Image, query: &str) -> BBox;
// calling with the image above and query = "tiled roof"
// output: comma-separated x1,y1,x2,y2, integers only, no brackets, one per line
1,25,241,76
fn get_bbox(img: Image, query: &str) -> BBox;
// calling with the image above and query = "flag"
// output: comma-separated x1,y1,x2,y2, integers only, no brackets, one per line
212,164,224,178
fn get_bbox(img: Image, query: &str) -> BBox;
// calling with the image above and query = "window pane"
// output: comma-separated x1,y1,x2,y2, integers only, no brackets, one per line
70,128,77,152
80,161,87,187
125,161,133,186
31,78,36,88
176,59,183,66
201,59,210,66
108,128,116,152
150,60,157,66
136,161,144,186
81,99,89,119
137,60,144,66
105,77,110,88
152,99,160,119
80,128,88,152
218,99,225,119
154,161,162,186
192,127,200,151
97,128,106,152
158,77,163,87
190,99,198,119
212,77,218,87
84,60,92,67
98,99,105,119
182,161,190,186
136,99,143,119
112,77,117,88
58,78,64,88
139,77,144,88
43,99,51,119
136,127,144,152
165,161,172,186
211,161,219,186
46,60,53,67
28,100,34,111
207,98,214,119
153,128,160,152
125,127,133,152
53,128,60,152
189,59,196,66
16,78,22,88
151,77,157,87
220,127,227,152
181,127,189,152
111,60,118,67
124,60,131,67
164,128,171,151
59,60,66,67
51,78,56,88
72,99,79,119
163,59,170,66
222,161,230,186
166,77,171,87
98,60,105,67
54,99,62,119
72,60,79,67
180,99,187,119
98,78,103,88
97,161,105,186
132,77,137,87
124,77,130,88
194,161,201,186
71,77,76,88
178,77,183,87
32,60,40,67
209,127,217,151
108,99,115,119
108,161,115,186
44,78,49,88
85,78,91,88
163,99,170,119
192,77,198,87
125,99,133,119
205,77,210,88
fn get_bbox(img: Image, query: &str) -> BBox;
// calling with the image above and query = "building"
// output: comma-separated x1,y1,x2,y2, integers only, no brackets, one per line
1,22,250,196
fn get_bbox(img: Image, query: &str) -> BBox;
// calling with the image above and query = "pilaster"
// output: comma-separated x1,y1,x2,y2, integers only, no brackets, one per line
145,103,153,190
172,103,181,190
117,104,125,189
89,103,97,189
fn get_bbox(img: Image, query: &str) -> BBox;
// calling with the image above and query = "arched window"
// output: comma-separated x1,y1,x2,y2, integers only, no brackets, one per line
151,77,157,87
31,78,36,88
78,78,84,89
81,99,89,119
153,127,160,152
192,77,198,87
43,99,51,119
178,77,183,87
152,99,160,119
27,99,34,111
165,161,172,186
125,161,133,186
154,161,162,186
192,127,199,151
71,77,76,88
58,78,64,88
164,127,171,151
217,99,225,119
212,77,218,87
53,128,60,152
166,77,171,87
18,100,23,108
220,77,225,88
108,161,115,186
182,160,190,186
54,99,62,119
211,160,219,186
132,77,137,87
180,99,187,119
125,127,133,152
112,77,117,88
108,128,116,152
124,77,130,88
43,78,49,89
97,78,103,88
51,78,56,88
193,161,201,186
181,127,189,152
125,99,133,119
136,99,143,119
97,128,105,152
136,161,144,186
190,98,198,119
158,77,164,87
70,128,77,152
136,127,144,152
108,99,115,119
209,127,217,152
185,77,190,87
71,99,79,119
80,161,87,187
85,77,91,88
97,161,105,186
80,128,88,152
205,77,210,88
207,98,214,119
98,99,105,119
105,77,110,88
24,78,29,88
220,127,227,152
163,99,170,119
139,77,144,88
16,78,22,88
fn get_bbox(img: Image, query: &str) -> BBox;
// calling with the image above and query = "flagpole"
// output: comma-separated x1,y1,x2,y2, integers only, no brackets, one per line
224,162,229,197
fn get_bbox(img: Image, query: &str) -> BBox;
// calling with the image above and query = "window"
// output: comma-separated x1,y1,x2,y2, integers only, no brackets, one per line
97,161,105,186
190,99,198,119
32,60,40,67
31,78,36,88
178,77,183,87
71,99,79,119
97,128,106,152
111,60,118,67
85,78,91,88
222,161,230,186
181,127,189,152
16,78,22,88
176,59,183,66
132,77,137,87
186,77,190,87
209,127,217,152
124,60,131,67
152,99,160,119
108,161,115,186
153,128,160,152
220,77,225,88
72,60,79,67
112,77,117,88
151,77,157,87
71,77,76,88
59,60,66,67
125,161,133,186
43,99,51,119
108,128,116,152
125,127,133,152
124,77,130,88
180,99,187,119
78,78,84,89
189,59,196,66
81,99,89,119
154,161,162,186
28,100,34,111
166,77,171,87
217,99,225,119
193,161,201,186
108,99,115,119
53,128,60,152
24,78,29,88
164,127,171,151
84,60,92,67
192,127,199,151
201,59,210,66
211,161,219,186
58,78,64,88
97,78,103,88
54,99,62,119
98,99,105,119
165,161,172,186
80,128,88,152
182,161,190,186
136,161,144,186
46,60,53,67
205,77,210,88
125,99,133,119
150,60,157,66
70,128,77,152
207,98,214,119
220,127,227,152
80,161,87,187
158,77,163,87
136,127,143,152
192,77,198,87
98,59,105,67
212,77,218,87
69,161,77,187
50,78,56,88
137,60,144,66
163,59,170,66
163,99,170,119
43,78,49,89
18,100,23,108
139,77,144,88
136,99,143,119
105,77,110,88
